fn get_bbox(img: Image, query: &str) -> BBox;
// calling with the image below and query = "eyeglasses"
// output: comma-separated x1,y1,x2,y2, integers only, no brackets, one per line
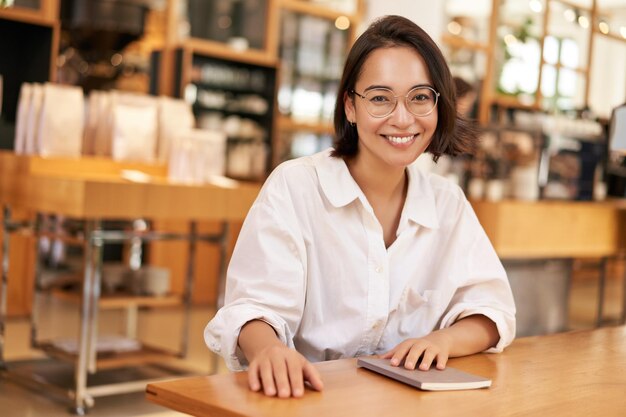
351,86,440,118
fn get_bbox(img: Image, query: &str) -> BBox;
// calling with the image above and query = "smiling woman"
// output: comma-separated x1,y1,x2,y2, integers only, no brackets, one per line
205,15,516,400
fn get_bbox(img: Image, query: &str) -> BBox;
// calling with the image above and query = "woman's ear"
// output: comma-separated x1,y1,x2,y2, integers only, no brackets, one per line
344,91,356,124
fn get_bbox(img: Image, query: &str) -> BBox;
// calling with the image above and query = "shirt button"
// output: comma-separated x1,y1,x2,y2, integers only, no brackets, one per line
375,266,383,273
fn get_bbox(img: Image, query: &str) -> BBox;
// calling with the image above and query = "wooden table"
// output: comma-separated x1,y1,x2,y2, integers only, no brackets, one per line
146,326,626,417
0,152,261,413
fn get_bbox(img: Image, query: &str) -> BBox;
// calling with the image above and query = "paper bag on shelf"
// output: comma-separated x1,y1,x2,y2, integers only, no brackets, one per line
110,91,158,163
24,83,44,155
14,82,32,154
168,128,226,184
157,96,195,163
36,83,85,157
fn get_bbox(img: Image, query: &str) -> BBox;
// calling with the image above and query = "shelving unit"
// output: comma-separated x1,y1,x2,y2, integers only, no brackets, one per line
156,0,364,170
442,0,626,124
0,2,60,150
174,47,277,181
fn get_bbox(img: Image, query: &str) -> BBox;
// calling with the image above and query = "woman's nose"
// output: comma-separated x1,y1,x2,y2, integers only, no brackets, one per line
388,98,414,126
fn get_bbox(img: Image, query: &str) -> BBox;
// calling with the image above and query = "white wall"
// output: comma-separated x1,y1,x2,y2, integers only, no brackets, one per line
362,0,446,45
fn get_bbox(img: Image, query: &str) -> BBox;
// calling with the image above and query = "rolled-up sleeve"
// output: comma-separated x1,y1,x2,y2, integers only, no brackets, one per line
204,174,307,370
438,202,516,352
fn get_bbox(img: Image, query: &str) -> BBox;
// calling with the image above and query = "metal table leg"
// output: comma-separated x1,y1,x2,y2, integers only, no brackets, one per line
72,219,102,415
621,256,626,325
209,221,230,374
29,213,44,350
596,257,608,327
216,221,230,311
0,206,11,370
180,221,197,359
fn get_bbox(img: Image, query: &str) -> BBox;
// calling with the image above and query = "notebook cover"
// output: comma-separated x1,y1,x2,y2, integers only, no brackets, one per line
357,357,491,391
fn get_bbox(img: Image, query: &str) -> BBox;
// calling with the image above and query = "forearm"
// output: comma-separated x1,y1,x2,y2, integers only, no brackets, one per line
434,314,499,357
238,319,284,363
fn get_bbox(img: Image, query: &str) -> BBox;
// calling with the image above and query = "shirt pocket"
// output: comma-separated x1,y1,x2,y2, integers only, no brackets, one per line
396,287,443,337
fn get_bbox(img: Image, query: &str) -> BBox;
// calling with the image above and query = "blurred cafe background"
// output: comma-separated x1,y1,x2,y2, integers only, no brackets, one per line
0,0,625,415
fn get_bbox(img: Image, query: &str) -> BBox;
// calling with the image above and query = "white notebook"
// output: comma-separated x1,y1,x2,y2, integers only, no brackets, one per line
357,357,492,391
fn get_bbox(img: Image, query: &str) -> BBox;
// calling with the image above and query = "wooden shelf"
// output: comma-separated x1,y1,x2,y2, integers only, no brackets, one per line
37,231,84,246
39,340,181,370
182,38,278,68
280,0,359,24
0,7,56,27
51,289,182,309
442,34,489,53
277,115,334,135
491,94,541,111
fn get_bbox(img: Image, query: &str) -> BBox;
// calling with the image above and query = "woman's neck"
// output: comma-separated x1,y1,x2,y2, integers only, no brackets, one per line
346,153,408,248
346,154,407,200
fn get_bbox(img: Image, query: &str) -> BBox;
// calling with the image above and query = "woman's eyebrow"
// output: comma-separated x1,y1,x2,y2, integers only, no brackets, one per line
362,83,434,93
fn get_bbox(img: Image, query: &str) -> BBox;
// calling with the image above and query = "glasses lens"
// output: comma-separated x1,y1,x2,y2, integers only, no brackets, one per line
363,89,396,117
407,87,438,116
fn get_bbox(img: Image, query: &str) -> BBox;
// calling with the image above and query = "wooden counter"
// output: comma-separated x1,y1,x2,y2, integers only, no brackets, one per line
471,199,625,259
146,326,626,417
0,151,261,315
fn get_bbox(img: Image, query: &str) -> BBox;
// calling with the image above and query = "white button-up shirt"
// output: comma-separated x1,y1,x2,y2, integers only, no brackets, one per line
205,149,516,371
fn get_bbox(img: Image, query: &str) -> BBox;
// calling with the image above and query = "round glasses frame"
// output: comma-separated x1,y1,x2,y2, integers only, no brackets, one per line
351,86,440,118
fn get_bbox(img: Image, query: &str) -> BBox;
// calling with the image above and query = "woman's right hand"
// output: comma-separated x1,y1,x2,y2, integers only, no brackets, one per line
238,320,324,398
247,344,324,397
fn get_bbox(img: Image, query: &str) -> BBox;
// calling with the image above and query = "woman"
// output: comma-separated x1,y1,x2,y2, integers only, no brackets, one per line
205,15,516,398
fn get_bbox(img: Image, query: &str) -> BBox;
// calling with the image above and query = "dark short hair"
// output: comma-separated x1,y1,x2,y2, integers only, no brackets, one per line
332,15,477,161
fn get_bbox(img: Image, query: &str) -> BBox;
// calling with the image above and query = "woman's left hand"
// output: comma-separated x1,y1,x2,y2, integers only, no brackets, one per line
380,331,452,371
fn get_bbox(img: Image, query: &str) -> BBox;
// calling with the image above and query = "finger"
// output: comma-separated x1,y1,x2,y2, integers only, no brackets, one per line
403,346,426,370
271,357,291,398
390,343,412,366
418,349,437,371
302,362,324,392
435,352,449,370
259,360,277,396
379,350,394,359
247,362,262,392
286,356,305,397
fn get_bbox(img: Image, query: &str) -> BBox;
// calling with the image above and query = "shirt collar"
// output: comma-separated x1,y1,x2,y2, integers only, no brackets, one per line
403,165,440,230
315,149,362,208
315,149,440,230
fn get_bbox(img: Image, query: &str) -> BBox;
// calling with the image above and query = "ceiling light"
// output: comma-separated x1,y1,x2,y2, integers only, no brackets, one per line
447,21,462,35
598,21,609,34
335,16,350,30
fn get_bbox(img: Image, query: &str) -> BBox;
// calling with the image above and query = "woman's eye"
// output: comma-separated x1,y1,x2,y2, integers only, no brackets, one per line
370,95,390,103
411,94,430,102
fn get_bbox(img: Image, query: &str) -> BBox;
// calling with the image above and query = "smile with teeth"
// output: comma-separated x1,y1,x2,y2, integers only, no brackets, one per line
385,135,415,144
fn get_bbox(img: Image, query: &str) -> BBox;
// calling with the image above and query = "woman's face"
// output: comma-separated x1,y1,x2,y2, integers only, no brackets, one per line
344,46,438,171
